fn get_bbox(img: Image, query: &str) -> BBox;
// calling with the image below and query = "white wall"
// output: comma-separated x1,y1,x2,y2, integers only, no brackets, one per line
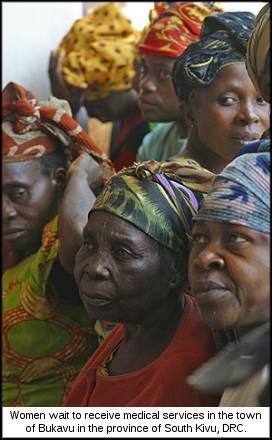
2,2,83,99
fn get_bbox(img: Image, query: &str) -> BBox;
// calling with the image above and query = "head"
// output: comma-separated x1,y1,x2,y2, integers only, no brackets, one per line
2,81,107,258
246,2,271,103
57,3,140,122
74,159,214,323
138,2,217,122
188,151,270,332
173,11,270,166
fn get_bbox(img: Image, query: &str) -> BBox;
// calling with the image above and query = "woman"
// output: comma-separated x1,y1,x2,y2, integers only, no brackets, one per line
187,149,270,406
65,159,220,406
172,11,270,173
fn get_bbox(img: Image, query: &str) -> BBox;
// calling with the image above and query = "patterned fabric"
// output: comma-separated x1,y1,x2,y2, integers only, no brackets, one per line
2,217,99,406
173,11,255,102
194,151,270,234
246,3,270,97
2,82,113,178
91,159,213,253
139,2,221,58
57,3,139,100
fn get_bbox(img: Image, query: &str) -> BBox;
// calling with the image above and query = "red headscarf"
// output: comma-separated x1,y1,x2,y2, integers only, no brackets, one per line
139,2,222,58
2,82,114,178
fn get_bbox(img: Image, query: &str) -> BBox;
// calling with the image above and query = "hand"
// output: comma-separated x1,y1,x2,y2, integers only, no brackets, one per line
48,50,87,115
66,152,103,188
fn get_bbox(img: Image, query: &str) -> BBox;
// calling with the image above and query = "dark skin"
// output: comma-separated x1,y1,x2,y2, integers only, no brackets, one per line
2,159,65,262
138,54,187,136
188,222,270,335
74,211,185,375
49,50,140,122
181,63,270,173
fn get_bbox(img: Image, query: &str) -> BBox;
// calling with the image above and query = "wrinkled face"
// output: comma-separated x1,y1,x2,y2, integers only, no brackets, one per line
188,221,270,330
188,63,270,161
83,89,138,122
138,54,181,122
74,211,175,323
2,160,59,253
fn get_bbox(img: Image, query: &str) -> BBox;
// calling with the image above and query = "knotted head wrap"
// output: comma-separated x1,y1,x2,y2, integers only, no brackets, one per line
139,2,222,59
193,150,270,234
91,158,214,253
57,2,139,101
173,11,255,102
2,82,113,178
246,3,270,100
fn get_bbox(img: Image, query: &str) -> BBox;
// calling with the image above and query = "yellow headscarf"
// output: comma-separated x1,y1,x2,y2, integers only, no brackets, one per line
57,3,139,101
246,3,270,98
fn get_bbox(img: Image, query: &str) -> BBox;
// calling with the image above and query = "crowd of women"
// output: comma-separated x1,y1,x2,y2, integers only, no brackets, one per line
2,2,270,408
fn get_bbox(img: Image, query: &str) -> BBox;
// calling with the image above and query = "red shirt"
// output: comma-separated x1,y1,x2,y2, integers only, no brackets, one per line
65,294,220,407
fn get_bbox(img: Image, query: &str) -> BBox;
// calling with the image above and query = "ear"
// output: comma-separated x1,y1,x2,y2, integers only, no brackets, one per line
52,167,66,196
181,99,196,129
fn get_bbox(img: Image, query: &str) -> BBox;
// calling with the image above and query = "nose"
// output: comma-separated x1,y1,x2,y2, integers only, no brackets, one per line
139,74,157,94
3,195,17,222
85,251,111,281
236,99,260,125
193,245,225,272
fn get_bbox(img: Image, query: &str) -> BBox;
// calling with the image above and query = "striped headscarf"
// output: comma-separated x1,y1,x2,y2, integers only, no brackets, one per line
2,82,113,178
246,3,270,100
193,150,270,234
57,3,139,101
139,2,222,59
173,11,255,102
91,158,214,253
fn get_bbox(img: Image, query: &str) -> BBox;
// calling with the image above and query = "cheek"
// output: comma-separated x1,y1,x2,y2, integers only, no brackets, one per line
74,250,86,285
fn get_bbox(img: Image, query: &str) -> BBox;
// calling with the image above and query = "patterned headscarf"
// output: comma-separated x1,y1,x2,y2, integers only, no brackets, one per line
57,3,139,101
2,82,113,178
139,2,223,58
246,3,270,100
193,151,270,234
173,11,255,102
91,158,214,253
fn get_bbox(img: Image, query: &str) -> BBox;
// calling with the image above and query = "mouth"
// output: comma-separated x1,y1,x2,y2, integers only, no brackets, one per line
3,229,26,240
81,293,114,308
192,281,231,304
138,97,157,108
231,135,259,145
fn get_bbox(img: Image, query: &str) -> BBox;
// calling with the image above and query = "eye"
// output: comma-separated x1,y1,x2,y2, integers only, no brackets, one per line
218,95,238,106
83,236,95,251
256,96,266,105
228,233,247,244
10,187,27,202
191,233,208,244
113,247,131,260
158,69,171,81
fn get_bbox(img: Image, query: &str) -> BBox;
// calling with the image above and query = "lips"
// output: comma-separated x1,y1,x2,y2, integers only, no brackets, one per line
138,97,157,108
3,229,26,240
192,281,231,304
231,134,259,143
81,292,114,308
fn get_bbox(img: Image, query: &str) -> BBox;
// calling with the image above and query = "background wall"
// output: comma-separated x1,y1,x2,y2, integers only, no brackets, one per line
2,1,266,100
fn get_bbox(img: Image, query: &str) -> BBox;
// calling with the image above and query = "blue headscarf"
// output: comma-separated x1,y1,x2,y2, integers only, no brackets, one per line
172,11,256,102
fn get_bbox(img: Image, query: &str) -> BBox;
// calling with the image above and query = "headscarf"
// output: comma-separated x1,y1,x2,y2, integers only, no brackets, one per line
91,158,214,253
173,11,255,102
246,3,270,99
2,82,113,178
139,2,223,59
193,150,270,234
57,3,139,101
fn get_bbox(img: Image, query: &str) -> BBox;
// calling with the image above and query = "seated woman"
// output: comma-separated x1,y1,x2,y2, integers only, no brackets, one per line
187,149,270,406
172,11,270,173
64,159,220,407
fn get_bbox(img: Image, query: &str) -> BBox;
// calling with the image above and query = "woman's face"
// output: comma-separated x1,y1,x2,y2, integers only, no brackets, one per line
188,63,270,161
188,221,270,330
74,211,176,323
138,54,181,122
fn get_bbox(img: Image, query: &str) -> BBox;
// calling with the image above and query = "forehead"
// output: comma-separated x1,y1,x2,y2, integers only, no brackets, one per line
2,159,43,185
141,54,176,69
206,62,251,92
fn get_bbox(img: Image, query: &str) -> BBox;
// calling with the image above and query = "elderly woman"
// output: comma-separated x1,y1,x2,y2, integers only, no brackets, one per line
172,11,270,173
187,149,270,406
64,159,220,406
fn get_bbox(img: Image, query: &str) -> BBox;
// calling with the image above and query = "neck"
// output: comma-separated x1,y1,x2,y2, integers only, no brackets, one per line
182,129,229,173
123,291,185,344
